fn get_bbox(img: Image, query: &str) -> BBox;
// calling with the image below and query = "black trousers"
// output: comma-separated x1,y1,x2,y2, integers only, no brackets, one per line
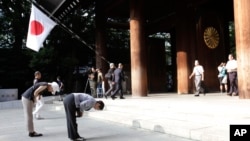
228,72,238,94
111,82,123,97
63,94,81,140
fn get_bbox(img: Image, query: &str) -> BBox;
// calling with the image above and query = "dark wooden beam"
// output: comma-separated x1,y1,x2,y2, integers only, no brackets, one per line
106,21,129,29
146,13,176,34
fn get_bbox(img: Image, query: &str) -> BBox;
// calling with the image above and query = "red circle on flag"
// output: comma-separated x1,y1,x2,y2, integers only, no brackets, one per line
30,20,44,35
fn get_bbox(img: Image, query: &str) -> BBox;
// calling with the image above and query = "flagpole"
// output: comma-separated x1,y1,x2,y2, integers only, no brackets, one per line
31,1,111,64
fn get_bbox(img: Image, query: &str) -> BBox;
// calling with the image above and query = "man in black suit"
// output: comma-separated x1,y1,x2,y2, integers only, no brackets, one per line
111,63,125,99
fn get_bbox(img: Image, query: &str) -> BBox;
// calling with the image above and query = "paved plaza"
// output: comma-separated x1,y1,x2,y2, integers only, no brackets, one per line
1,93,250,141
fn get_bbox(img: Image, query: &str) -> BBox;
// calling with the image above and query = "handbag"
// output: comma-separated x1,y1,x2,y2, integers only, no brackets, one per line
105,73,111,79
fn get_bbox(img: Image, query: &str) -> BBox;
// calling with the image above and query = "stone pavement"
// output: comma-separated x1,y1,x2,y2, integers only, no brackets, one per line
1,93,250,141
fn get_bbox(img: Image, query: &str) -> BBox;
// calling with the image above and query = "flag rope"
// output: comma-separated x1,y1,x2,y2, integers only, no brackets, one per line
32,1,111,64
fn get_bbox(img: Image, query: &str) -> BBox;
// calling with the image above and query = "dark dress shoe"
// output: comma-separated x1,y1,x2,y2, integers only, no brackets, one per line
194,94,199,97
203,91,206,96
71,137,86,141
111,96,117,100
104,94,108,99
227,93,232,96
29,132,43,137
120,96,125,99
233,93,238,96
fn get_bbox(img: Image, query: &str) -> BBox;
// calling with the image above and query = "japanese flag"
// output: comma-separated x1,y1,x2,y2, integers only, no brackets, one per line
26,4,57,52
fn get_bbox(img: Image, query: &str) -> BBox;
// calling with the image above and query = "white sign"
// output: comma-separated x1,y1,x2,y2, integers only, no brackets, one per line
0,89,18,102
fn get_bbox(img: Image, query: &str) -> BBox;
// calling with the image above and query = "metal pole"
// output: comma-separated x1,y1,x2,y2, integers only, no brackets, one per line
84,79,89,93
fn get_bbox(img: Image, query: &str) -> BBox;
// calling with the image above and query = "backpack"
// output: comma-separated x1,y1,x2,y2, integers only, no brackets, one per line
105,72,112,79
218,67,227,77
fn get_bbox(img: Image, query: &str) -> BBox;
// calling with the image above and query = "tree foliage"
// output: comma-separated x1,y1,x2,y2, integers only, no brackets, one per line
0,0,30,50
0,1,98,94
0,0,133,94
229,21,236,56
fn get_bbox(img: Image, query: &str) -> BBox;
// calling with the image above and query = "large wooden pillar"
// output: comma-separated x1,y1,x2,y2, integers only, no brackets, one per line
95,0,107,70
234,0,250,99
130,0,147,97
176,2,196,94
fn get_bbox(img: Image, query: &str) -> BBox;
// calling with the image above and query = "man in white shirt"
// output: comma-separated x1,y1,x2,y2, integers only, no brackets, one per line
189,60,205,96
225,54,238,96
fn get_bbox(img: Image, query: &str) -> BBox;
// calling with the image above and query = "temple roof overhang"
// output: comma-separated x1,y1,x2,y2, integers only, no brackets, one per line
34,0,233,33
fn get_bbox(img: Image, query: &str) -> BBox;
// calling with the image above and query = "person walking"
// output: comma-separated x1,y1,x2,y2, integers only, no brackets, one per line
110,63,125,99
33,71,42,84
225,54,238,96
217,62,228,93
21,82,59,137
32,71,44,119
96,68,104,98
63,93,104,141
189,60,205,96
104,63,116,99
57,76,64,101
88,67,97,98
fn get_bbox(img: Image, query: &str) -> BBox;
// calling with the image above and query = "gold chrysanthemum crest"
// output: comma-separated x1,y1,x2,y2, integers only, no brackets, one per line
203,27,219,49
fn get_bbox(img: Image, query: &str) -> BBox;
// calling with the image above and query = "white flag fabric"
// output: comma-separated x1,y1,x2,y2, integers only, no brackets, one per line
26,4,56,52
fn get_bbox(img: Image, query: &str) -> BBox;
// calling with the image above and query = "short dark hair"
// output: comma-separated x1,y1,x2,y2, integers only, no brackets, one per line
34,71,41,76
96,100,104,110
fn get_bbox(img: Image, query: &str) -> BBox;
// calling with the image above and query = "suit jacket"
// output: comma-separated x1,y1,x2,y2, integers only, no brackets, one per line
113,68,125,83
